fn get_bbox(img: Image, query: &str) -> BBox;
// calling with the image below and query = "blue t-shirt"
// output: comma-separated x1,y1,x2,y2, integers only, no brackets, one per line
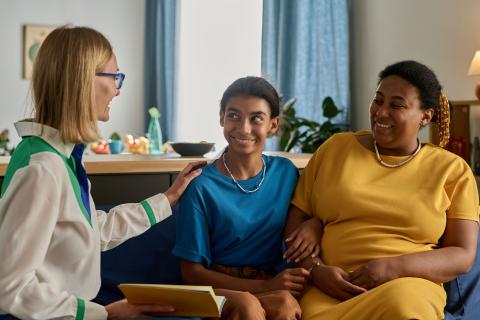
172,155,298,268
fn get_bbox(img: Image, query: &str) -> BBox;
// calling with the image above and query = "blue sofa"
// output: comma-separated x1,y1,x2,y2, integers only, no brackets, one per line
444,233,480,320
94,212,196,320
95,210,480,319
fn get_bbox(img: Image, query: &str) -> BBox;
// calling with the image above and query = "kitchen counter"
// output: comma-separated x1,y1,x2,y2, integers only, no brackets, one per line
0,152,312,206
0,152,311,176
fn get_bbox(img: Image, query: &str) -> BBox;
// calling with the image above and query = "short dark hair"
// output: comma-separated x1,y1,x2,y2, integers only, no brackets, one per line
378,60,442,113
220,76,280,118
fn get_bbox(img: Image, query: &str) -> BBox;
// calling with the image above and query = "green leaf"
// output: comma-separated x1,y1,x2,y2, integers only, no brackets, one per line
284,131,299,152
110,132,122,140
320,121,335,133
280,130,292,150
322,97,341,119
283,98,297,110
285,130,308,152
296,117,320,127
279,95,347,153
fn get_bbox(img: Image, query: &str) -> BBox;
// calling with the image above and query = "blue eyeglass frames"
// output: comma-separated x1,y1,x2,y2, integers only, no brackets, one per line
95,72,126,89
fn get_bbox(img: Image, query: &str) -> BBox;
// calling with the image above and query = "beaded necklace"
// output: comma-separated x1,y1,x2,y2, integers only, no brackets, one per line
373,139,421,168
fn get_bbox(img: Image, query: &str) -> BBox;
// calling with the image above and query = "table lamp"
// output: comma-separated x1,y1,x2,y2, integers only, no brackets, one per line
467,51,480,100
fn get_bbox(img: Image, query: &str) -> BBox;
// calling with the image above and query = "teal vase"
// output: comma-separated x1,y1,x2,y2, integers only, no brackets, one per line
147,116,163,154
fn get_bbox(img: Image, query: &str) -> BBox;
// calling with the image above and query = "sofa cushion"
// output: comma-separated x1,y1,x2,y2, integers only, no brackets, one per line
444,234,480,320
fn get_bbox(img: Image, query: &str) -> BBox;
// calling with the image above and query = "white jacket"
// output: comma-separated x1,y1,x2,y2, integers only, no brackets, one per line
0,121,172,319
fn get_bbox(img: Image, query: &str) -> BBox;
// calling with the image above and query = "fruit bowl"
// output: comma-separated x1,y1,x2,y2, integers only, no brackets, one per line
170,142,215,157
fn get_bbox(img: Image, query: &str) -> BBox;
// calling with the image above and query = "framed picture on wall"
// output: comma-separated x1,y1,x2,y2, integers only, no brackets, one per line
23,24,56,79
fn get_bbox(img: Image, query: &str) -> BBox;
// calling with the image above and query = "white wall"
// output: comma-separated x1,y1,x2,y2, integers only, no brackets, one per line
9,1,475,149
351,0,480,142
174,0,262,150
0,0,145,146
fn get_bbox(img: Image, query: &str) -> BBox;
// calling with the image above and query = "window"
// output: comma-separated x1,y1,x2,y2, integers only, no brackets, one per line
174,0,263,151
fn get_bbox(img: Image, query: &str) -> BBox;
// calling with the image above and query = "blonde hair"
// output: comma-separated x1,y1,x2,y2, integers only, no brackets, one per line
32,25,113,143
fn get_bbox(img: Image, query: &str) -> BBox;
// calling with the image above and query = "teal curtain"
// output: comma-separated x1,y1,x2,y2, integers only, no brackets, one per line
144,0,177,140
262,0,350,132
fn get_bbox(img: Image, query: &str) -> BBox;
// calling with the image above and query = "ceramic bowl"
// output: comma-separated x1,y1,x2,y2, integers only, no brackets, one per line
170,142,215,157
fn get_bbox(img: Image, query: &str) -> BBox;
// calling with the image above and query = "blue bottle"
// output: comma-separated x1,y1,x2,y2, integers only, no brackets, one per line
147,107,163,154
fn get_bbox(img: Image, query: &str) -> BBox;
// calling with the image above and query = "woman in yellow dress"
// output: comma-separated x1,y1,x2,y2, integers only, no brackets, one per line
284,60,479,319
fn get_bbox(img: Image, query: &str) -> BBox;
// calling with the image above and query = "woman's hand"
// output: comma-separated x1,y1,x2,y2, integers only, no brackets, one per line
311,265,366,301
164,161,207,206
263,268,310,298
349,258,399,290
219,290,266,320
106,299,174,319
256,290,301,320
284,218,323,263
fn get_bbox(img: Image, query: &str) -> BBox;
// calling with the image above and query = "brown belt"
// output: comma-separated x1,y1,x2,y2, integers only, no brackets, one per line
210,263,275,280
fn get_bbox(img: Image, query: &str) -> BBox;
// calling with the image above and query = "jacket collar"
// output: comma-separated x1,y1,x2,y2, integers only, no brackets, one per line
14,120,75,158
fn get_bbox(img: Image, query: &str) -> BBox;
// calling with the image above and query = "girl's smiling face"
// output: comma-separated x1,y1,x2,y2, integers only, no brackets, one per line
220,95,279,156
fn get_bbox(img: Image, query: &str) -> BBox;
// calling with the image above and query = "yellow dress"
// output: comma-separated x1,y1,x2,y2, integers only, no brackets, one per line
291,131,479,320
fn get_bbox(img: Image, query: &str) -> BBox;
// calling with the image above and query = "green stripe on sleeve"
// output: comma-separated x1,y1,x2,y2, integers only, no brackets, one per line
1,138,32,197
140,200,157,226
76,298,85,320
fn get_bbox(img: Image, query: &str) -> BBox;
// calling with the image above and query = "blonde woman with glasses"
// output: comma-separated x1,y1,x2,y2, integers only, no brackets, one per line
0,26,207,319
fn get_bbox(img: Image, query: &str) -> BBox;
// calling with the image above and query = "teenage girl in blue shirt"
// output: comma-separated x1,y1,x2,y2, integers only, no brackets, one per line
173,77,319,319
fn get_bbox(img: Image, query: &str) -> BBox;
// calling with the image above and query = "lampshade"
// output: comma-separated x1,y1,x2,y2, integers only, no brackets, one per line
468,51,480,75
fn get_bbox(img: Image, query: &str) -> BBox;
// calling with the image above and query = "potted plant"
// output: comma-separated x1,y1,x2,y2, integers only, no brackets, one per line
0,129,15,156
279,96,348,153
108,132,123,154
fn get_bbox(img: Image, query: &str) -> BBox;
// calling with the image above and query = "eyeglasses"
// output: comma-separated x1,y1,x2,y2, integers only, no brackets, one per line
95,72,125,89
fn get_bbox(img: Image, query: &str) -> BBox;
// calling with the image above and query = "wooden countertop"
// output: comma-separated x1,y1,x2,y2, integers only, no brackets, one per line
0,152,312,176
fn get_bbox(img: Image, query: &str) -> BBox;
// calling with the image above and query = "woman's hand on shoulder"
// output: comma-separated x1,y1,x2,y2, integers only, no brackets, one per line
164,161,207,206
311,264,366,301
284,217,323,263
349,257,399,290
106,298,174,319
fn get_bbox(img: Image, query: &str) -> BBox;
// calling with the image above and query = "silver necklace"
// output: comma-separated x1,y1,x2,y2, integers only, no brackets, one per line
222,152,266,193
373,139,421,168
